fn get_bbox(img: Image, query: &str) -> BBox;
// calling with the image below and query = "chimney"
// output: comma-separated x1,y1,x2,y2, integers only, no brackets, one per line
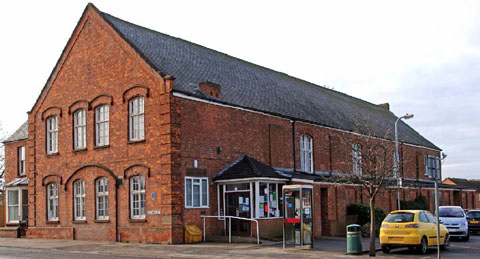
377,103,390,111
199,81,221,98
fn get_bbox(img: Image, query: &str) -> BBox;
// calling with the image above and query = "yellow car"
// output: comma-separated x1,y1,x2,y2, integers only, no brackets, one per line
379,210,450,254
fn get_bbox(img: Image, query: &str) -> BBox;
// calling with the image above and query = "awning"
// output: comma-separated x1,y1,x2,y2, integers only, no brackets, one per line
213,155,289,181
5,177,28,187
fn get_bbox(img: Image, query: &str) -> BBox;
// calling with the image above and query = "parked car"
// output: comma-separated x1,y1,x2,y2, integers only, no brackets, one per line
379,210,450,254
438,206,469,241
466,210,480,234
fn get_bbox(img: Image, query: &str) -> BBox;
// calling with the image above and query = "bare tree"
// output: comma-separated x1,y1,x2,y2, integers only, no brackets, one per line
338,119,397,256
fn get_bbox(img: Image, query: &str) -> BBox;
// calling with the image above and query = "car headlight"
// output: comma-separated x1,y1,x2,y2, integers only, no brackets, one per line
461,223,466,228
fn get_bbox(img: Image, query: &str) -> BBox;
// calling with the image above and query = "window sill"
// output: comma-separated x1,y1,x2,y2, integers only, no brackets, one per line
129,218,146,223
128,139,146,145
73,220,87,224
94,145,110,150
95,219,110,223
6,222,20,226
73,148,88,153
46,152,59,157
185,206,210,209
46,220,59,224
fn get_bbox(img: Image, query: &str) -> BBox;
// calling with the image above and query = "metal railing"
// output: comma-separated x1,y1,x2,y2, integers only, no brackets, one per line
200,215,260,245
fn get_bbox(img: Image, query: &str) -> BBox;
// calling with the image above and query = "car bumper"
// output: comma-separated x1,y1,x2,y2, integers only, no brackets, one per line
447,229,468,237
380,235,421,245
468,225,480,231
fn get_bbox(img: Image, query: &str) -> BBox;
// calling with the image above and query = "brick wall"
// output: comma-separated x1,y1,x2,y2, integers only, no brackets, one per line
24,6,179,244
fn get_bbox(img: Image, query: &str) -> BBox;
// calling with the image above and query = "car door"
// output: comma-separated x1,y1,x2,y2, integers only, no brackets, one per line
419,211,435,245
425,211,441,245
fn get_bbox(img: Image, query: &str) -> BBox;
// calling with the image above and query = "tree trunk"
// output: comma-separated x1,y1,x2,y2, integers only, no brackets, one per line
369,196,376,256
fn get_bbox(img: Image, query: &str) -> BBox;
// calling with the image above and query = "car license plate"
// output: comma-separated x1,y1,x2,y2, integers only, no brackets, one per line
389,237,403,242
470,221,479,224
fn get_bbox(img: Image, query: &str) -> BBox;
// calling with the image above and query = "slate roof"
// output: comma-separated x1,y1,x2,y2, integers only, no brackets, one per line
99,8,440,150
5,177,28,187
3,121,28,143
214,155,289,181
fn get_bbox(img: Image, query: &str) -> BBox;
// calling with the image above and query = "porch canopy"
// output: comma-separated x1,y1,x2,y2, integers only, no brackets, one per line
214,155,289,221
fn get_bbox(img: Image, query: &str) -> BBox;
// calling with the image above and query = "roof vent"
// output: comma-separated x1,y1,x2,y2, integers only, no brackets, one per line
377,103,390,111
199,81,221,98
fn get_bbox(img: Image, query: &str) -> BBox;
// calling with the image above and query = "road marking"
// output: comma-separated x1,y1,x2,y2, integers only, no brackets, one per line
451,245,480,250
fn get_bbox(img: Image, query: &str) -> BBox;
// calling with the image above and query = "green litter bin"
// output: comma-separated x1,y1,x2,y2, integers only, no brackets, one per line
346,224,362,255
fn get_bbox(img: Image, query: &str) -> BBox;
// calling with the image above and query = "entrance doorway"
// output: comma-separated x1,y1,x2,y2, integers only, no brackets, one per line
226,192,251,236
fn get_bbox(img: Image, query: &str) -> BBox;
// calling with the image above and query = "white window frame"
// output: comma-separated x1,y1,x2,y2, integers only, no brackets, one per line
18,146,26,176
6,188,28,223
95,105,109,146
73,180,86,221
47,183,59,222
352,143,362,176
73,109,87,150
185,177,209,208
46,116,58,154
129,96,145,141
300,134,314,173
96,178,109,220
130,176,146,219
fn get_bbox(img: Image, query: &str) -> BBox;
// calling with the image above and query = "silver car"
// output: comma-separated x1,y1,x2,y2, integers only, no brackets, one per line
439,206,469,241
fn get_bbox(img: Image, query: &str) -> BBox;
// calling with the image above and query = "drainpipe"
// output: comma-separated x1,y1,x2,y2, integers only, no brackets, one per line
115,179,120,242
291,120,296,172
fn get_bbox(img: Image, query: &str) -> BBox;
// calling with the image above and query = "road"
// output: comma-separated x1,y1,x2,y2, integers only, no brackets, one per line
378,234,480,258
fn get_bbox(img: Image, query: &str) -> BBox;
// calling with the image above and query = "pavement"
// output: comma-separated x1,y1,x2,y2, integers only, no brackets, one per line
0,234,478,258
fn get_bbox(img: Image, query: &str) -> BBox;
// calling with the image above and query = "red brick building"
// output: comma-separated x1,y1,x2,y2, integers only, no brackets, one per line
1,4,475,243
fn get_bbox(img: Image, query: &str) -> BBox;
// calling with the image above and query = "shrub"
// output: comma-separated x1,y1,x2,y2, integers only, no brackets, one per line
347,203,386,236
400,195,428,210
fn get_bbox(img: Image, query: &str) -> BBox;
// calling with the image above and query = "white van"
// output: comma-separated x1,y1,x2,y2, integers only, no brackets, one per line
439,206,469,241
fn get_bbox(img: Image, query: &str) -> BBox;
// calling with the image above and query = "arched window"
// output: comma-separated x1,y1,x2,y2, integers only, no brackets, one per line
47,183,59,221
95,105,109,146
129,97,145,141
73,109,87,149
96,178,109,220
73,180,86,220
130,175,145,219
300,134,313,173
46,116,58,154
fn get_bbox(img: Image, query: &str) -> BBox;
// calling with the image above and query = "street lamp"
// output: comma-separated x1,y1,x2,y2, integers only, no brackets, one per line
394,113,414,210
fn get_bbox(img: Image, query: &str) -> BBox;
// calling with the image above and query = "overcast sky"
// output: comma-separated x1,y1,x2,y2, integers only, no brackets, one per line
1,0,479,179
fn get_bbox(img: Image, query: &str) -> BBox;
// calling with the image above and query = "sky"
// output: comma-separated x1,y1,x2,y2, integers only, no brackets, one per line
0,0,479,179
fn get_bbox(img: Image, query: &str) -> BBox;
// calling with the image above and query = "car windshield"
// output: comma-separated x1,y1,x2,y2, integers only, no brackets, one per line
384,213,414,223
467,211,480,218
439,208,464,217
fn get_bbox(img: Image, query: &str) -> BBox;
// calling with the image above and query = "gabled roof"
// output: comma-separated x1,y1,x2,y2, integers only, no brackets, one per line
98,8,440,150
3,121,28,143
214,155,288,181
27,4,440,150
443,178,480,190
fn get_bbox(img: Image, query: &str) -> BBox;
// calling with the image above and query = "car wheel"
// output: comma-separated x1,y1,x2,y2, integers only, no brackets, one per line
441,235,450,251
464,233,470,242
381,245,391,254
418,237,428,254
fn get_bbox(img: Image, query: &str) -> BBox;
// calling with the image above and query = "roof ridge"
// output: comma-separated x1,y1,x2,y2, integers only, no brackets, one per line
244,155,261,177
